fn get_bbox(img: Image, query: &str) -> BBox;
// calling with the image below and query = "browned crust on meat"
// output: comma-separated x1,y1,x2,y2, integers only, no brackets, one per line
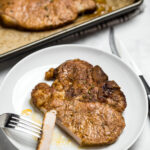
92,65,108,83
32,83,52,112
45,59,108,84
98,81,127,112
45,59,126,112
45,68,55,80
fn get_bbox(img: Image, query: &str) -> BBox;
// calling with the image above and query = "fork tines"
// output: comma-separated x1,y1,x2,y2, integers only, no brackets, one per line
6,113,42,138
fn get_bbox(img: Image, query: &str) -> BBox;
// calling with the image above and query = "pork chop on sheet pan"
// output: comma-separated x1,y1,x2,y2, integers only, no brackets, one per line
0,0,96,30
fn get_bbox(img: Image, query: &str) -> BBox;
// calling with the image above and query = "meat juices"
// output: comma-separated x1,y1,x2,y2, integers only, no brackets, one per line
32,59,126,146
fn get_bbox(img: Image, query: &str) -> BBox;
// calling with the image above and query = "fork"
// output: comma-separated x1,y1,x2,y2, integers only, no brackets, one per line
0,113,42,138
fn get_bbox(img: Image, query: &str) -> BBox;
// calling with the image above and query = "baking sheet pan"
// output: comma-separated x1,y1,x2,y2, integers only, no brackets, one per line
0,0,143,61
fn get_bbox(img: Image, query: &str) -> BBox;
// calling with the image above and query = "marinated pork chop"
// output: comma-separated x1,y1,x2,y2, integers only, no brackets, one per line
32,83,125,146
0,0,96,30
31,59,126,146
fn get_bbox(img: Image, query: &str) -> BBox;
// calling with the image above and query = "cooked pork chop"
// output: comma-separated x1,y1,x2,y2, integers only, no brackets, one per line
32,83,125,146
45,59,126,112
0,0,96,30
31,59,126,146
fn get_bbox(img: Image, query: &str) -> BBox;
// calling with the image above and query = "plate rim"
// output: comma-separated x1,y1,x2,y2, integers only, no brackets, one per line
0,44,148,150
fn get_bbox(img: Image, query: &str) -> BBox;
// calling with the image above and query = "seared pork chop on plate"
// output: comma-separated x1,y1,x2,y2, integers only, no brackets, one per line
32,59,126,146
0,45,147,150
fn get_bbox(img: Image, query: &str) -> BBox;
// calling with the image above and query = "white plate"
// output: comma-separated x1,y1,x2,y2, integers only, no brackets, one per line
0,45,148,150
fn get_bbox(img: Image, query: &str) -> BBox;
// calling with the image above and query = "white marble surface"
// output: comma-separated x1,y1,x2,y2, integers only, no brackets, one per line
0,0,150,149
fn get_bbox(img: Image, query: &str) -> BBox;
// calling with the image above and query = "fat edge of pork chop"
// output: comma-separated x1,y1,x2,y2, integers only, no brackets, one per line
0,0,96,30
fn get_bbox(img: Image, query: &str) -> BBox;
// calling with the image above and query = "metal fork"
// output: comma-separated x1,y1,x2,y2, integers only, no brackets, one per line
0,113,42,138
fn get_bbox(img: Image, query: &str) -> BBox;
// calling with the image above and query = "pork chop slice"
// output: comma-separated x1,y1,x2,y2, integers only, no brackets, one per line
37,110,56,150
32,83,125,146
0,0,96,30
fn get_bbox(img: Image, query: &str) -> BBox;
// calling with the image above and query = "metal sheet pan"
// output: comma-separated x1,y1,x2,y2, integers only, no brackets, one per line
0,0,143,61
